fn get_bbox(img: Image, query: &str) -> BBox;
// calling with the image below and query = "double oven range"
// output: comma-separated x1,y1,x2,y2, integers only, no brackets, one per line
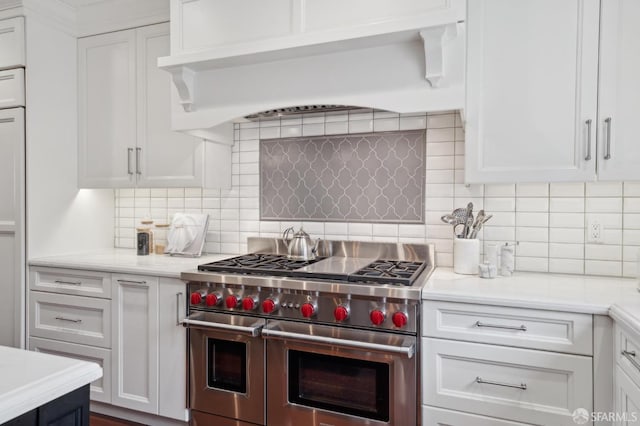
180,238,434,426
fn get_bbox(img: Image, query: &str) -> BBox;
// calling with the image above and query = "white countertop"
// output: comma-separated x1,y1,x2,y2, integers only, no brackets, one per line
0,345,102,423
424,268,640,333
29,249,235,278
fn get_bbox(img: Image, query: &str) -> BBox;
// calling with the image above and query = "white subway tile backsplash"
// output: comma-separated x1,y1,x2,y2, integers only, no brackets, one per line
586,182,622,197
399,116,427,130
348,119,373,133
550,183,584,197
586,197,623,213
113,108,637,278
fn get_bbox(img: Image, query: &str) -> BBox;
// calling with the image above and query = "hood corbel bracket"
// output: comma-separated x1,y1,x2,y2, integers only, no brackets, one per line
168,66,196,112
420,23,459,89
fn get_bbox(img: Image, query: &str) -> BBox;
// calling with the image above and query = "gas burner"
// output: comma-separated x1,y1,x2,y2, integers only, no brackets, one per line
198,254,326,276
349,260,426,286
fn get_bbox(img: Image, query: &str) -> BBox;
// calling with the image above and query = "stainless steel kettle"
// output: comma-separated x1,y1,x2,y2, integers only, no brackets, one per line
282,227,320,260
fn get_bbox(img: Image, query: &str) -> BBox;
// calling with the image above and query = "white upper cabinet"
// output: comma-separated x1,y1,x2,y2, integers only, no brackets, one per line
171,0,464,56
78,29,137,188
0,17,25,70
465,0,600,183
78,23,231,189
135,24,204,188
596,0,640,181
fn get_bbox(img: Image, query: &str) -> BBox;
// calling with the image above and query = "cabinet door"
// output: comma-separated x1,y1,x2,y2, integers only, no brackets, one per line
158,278,188,421
0,108,24,348
597,0,640,181
111,274,158,414
615,366,640,426
0,17,25,70
465,0,600,183
78,30,136,188
135,23,203,188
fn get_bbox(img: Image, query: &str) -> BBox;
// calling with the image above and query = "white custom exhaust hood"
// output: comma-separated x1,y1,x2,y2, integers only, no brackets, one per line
158,1,466,144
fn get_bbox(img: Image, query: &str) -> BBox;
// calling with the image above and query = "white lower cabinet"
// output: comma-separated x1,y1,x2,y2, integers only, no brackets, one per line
615,366,640,426
423,406,533,426
28,266,188,422
422,301,597,426
29,336,112,403
111,274,159,413
158,278,188,421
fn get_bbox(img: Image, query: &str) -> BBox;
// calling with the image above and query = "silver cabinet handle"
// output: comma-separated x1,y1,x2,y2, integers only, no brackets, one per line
261,327,415,358
117,279,147,286
604,117,612,160
54,280,81,286
475,321,527,332
127,148,133,175
55,316,82,324
135,147,142,175
622,350,640,372
584,119,592,161
181,317,263,337
176,292,183,326
476,376,527,390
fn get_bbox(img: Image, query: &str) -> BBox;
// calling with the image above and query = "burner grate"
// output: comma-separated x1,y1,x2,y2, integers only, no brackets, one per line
198,254,326,276
349,260,426,286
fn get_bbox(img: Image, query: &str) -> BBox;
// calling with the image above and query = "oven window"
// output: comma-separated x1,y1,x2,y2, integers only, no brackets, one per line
288,350,389,421
206,338,246,393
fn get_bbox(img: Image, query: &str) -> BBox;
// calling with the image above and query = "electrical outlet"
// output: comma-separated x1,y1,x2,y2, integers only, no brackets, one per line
587,218,603,243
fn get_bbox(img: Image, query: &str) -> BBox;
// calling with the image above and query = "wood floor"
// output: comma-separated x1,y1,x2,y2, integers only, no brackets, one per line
90,413,145,426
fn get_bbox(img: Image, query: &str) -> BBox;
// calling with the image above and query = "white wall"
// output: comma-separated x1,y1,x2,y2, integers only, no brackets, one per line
25,12,113,259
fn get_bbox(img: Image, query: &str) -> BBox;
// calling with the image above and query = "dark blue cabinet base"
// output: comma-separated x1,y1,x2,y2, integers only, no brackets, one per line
3,384,90,426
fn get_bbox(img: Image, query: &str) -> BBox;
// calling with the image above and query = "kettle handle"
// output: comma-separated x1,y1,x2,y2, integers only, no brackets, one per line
282,226,294,240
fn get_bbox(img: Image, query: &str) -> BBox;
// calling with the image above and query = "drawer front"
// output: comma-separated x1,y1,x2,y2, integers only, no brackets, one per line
29,291,111,348
423,338,593,425
0,17,25,69
29,336,111,404
423,301,593,355
0,68,24,108
30,267,111,299
423,406,534,426
616,323,640,388
615,366,640,425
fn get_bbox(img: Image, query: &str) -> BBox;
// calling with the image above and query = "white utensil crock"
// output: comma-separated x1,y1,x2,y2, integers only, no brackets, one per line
453,238,480,275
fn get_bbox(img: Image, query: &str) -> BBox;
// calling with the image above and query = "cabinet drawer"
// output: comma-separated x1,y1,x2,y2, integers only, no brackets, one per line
615,366,640,425
422,406,533,426
0,17,25,69
30,267,111,299
422,301,593,355
0,68,24,108
29,337,111,404
616,323,640,388
29,291,111,348
422,338,593,425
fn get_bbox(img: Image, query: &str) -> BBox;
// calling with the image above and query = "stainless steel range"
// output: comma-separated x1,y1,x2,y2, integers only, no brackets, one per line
180,238,434,426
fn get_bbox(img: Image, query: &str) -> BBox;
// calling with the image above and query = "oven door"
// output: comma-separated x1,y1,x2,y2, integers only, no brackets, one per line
262,320,416,426
183,311,265,425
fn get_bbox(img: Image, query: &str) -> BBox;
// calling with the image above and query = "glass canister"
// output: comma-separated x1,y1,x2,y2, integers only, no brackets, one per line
136,227,151,256
140,218,154,253
154,223,170,255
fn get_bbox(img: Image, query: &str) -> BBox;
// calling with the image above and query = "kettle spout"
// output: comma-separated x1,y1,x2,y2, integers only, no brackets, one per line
312,238,321,255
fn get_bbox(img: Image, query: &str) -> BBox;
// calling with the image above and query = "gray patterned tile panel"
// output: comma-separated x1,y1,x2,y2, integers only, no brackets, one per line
260,130,425,223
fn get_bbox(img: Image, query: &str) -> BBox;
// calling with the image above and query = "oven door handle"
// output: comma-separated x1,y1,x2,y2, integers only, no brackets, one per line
180,317,263,337
261,328,415,358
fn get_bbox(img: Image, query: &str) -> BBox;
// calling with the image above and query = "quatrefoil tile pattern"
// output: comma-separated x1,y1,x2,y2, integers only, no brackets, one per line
260,130,425,223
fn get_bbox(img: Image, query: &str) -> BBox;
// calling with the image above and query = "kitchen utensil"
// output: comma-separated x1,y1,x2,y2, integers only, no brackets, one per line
282,227,320,260
469,213,492,239
462,203,473,237
440,214,458,225
463,214,474,239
